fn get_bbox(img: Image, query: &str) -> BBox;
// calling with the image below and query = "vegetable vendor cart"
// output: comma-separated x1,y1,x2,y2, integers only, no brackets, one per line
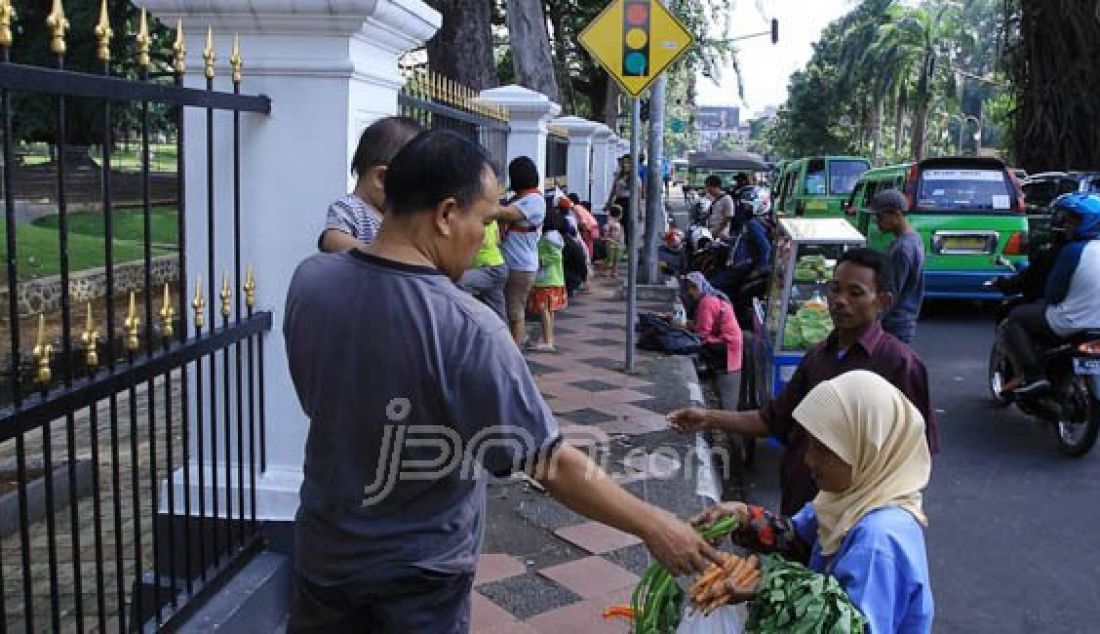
743,218,866,410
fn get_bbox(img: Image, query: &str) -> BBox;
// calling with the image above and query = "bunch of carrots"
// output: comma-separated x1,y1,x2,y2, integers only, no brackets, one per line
622,515,741,632
688,552,761,616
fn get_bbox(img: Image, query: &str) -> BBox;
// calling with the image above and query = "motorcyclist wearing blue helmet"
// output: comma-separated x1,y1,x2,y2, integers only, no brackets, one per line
1002,192,1100,395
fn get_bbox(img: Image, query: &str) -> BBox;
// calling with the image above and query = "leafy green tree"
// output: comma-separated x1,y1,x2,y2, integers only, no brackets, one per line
11,0,175,149
864,3,958,160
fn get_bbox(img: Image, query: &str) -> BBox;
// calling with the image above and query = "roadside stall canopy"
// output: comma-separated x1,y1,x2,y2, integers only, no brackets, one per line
687,150,769,173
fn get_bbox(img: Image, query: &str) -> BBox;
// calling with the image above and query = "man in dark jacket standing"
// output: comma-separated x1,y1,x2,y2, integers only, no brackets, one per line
872,189,925,344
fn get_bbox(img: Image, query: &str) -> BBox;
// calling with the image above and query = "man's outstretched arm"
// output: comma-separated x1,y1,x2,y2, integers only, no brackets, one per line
532,444,724,576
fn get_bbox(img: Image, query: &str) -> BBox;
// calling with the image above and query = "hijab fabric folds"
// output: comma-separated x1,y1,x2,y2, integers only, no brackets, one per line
792,370,931,556
685,271,731,304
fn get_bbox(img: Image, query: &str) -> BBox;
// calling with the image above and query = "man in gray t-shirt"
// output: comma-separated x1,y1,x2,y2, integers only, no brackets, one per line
284,131,722,633
872,189,925,344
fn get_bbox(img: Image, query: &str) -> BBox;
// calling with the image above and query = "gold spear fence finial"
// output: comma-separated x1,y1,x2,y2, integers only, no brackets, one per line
202,26,215,80
0,0,15,49
136,6,151,71
229,32,242,84
82,302,99,368
192,277,206,330
32,314,52,386
123,292,141,352
172,20,186,76
244,265,256,309
160,283,175,342
46,0,69,56
94,0,112,63
220,272,232,319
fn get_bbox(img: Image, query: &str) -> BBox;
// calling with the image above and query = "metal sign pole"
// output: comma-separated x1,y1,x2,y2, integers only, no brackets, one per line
626,96,641,372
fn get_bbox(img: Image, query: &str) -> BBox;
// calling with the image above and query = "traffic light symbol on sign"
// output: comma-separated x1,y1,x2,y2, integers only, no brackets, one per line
622,0,651,77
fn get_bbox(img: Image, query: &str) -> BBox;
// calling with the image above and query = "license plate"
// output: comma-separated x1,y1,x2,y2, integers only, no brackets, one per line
941,236,990,254
1073,357,1100,375
806,200,827,211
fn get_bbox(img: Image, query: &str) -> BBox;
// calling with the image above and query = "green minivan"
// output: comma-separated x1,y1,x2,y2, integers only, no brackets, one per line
773,156,871,217
847,157,1029,300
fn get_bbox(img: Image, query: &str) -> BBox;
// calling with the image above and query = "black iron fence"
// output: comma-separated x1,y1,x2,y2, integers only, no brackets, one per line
397,70,509,173
0,6,270,632
545,126,568,190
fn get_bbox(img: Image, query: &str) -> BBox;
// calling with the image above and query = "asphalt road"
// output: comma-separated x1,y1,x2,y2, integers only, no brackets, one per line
741,303,1100,633
916,304,1100,633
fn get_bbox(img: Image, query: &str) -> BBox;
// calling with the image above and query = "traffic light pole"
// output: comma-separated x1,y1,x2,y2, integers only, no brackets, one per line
625,96,641,372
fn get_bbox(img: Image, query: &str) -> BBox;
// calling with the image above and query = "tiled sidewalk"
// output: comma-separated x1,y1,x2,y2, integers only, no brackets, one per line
471,276,710,633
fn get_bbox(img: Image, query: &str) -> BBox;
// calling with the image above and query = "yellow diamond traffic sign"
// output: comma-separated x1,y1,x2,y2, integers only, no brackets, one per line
578,0,695,98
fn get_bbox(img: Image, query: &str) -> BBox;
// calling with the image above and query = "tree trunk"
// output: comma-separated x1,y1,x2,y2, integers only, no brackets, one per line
602,80,621,131
910,55,933,161
641,74,666,284
870,95,884,163
425,0,498,90
506,0,561,102
1014,0,1100,172
893,82,908,158
543,0,575,113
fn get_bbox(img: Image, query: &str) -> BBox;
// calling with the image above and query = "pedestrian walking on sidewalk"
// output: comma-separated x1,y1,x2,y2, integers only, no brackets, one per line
318,116,422,252
692,371,934,633
528,208,568,352
284,130,723,634
608,155,642,246
669,248,938,516
872,189,925,344
497,156,545,345
603,205,626,278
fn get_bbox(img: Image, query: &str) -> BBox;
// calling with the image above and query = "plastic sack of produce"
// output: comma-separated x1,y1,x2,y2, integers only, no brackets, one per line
677,604,747,634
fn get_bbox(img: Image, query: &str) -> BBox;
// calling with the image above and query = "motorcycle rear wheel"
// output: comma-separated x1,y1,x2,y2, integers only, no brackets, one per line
988,346,1013,407
1054,378,1100,457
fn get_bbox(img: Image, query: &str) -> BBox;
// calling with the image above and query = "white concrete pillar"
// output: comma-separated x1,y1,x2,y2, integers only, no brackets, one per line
145,0,440,520
479,85,561,188
550,116,600,203
590,125,615,211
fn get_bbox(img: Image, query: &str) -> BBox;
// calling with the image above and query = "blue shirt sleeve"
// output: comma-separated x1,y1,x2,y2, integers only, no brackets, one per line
831,544,905,634
790,503,819,546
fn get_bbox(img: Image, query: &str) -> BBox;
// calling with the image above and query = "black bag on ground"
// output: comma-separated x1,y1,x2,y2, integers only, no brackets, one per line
636,312,702,355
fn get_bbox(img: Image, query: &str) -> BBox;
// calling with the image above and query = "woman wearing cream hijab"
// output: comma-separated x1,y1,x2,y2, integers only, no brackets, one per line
693,370,934,633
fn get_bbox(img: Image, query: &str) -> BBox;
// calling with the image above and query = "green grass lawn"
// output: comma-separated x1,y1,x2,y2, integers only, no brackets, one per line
11,143,178,172
0,209,177,282
33,207,179,245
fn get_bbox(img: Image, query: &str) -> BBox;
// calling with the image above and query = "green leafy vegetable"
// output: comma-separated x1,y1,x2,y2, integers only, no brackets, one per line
746,555,867,633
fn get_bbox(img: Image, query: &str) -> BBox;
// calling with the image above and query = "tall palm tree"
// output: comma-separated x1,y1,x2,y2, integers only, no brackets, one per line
864,4,957,160
836,0,896,162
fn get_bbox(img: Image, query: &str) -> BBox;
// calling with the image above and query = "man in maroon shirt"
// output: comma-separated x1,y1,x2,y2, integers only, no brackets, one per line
670,248,937,515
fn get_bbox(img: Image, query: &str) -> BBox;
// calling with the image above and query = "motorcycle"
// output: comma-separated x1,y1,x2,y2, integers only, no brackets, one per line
986,258,1100,456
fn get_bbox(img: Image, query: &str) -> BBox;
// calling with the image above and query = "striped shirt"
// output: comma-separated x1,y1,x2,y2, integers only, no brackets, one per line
323,193,382,245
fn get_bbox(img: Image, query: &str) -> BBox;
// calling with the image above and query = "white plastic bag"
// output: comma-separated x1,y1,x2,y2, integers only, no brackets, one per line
675,604,747,634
